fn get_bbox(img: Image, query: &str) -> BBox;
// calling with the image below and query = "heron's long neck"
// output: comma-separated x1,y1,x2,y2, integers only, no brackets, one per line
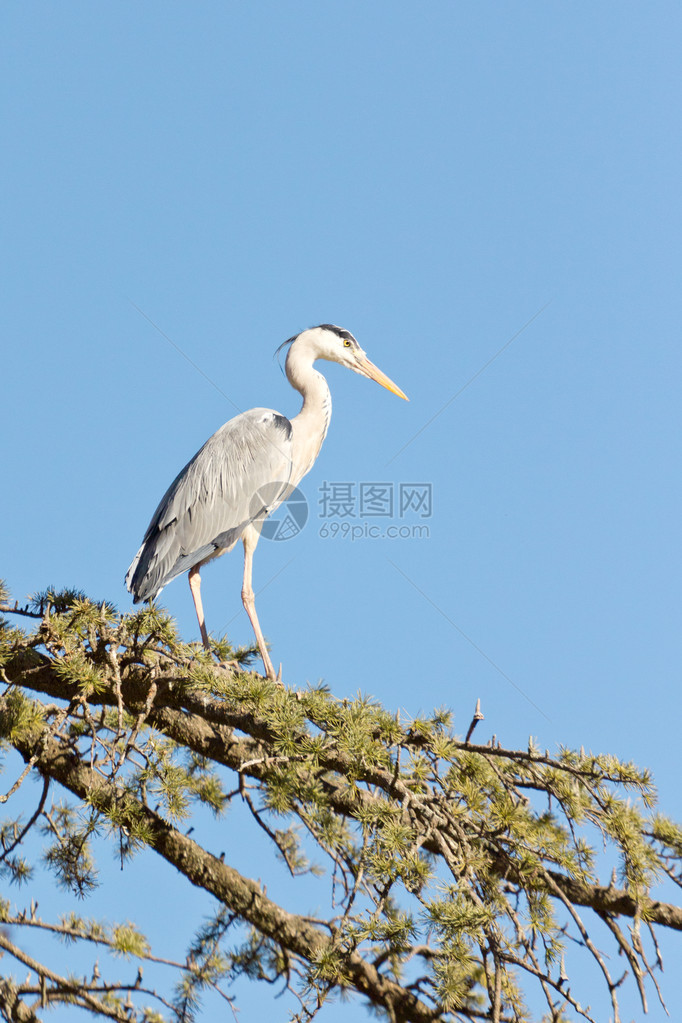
286,350,332,481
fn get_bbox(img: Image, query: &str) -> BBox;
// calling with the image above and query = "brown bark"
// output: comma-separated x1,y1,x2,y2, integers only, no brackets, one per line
3,701,441,1023
9,659,682,935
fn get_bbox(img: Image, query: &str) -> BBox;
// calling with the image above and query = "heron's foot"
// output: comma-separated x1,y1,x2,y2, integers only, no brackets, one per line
261,662,284,688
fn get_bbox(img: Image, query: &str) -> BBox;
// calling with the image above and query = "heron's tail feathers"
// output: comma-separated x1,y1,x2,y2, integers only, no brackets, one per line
125,544,156,603
125,533,215,603
125,539,172,603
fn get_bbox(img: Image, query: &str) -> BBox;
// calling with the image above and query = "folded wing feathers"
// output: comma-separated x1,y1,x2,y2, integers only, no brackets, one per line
126,409,293,601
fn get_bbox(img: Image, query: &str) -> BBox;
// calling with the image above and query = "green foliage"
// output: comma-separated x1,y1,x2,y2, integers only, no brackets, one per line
111,922,151,958
41,803,99,897
0,689,46,745
0,583,680,1023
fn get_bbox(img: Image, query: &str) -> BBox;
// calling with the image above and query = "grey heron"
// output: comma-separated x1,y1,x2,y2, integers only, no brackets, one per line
125,324,408,680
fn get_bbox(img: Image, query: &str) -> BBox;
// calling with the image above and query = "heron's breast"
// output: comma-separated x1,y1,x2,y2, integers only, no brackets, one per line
291,422,330,483
289,382,332,483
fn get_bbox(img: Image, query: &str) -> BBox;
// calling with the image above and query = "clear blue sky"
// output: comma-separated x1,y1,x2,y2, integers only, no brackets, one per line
2,3,681,1019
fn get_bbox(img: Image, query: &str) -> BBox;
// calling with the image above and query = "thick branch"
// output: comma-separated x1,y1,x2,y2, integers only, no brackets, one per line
2,703,440,1023
10,660,682,934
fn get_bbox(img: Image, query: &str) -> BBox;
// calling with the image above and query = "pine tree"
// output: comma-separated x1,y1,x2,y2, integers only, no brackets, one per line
0,581,681,1023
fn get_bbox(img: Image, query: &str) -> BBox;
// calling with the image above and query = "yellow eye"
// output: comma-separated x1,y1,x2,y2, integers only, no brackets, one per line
343,339,352,348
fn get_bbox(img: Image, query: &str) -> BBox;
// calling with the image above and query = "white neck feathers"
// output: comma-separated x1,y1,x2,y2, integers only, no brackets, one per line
285,335,333,481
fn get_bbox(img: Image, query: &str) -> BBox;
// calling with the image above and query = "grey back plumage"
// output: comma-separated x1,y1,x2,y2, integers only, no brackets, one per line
126,408,294,601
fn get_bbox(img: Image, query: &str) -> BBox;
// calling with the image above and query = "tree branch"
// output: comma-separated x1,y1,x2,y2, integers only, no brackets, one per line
9,659,682,934
2,702,442,1023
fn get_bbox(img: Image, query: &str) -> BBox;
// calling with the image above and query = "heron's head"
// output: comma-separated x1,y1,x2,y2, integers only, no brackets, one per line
280,324,408,400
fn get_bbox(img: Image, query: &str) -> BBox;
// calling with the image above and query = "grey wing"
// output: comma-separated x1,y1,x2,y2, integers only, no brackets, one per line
126,409,293,601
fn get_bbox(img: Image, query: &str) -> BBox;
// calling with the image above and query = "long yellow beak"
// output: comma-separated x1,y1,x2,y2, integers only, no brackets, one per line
357,354,409,401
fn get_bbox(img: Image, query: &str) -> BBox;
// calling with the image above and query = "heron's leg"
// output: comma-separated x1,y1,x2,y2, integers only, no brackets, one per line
241,527,277,681
188,566,210,650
